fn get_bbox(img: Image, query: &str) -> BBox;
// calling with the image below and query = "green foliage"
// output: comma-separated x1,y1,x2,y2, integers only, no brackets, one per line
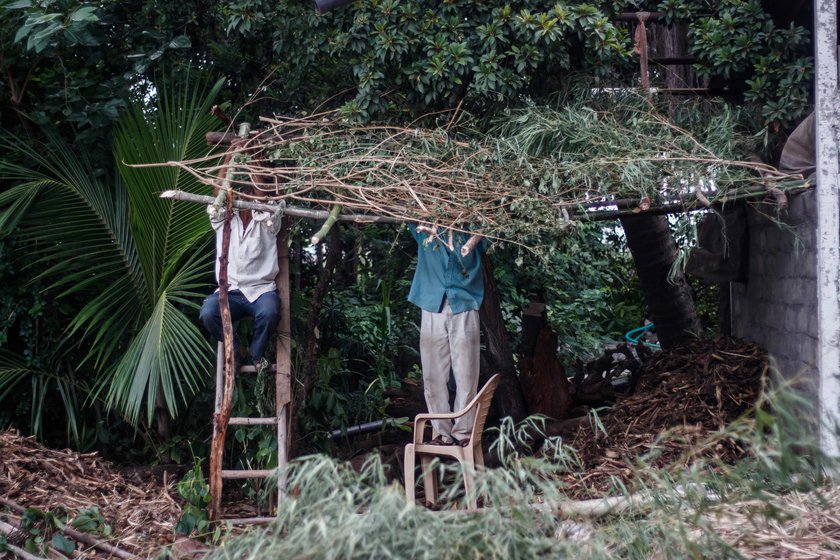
218,0,632,120
10,1,101,54
70,507,112,536
175,461,212,536
0,0,198,149
10,505,109,557
18,507,71,557
205,368,829,560
493,223,646,359
659,0,812,129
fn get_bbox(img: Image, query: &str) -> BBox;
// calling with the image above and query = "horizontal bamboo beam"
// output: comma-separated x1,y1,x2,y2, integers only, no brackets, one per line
229,417,280,426
579,184,812,221
164,181,811,228
221,469,276,479
160,190,400,224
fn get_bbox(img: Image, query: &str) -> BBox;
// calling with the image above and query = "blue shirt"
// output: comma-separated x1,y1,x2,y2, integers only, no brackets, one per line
407,225,488,314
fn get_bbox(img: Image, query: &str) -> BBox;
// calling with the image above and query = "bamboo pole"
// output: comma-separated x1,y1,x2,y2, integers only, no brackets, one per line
310,204,343,245
0,519,71,560
160,190,399,223
578,184,812,221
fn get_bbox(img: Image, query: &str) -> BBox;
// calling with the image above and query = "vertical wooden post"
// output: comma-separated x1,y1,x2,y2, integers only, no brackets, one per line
634,12,651,92
275,221,292,503
209,192,235,522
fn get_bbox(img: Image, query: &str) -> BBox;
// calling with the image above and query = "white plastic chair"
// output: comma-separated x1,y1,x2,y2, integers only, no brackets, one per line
403,374,501,509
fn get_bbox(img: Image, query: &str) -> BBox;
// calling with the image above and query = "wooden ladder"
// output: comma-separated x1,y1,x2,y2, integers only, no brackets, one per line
208,224,292,523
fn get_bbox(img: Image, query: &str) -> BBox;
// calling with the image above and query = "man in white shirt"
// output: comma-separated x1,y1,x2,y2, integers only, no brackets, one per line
199,186,282,373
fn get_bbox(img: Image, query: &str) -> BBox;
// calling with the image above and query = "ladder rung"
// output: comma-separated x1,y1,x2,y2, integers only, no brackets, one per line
229,416,279,426
222,517,276,524
238,363,277,373
222,469,276,479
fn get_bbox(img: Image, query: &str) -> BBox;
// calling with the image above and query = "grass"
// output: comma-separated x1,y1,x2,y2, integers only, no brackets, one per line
200,372,835,560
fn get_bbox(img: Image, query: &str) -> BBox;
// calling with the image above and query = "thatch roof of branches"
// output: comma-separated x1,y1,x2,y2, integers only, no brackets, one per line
158,94,808,244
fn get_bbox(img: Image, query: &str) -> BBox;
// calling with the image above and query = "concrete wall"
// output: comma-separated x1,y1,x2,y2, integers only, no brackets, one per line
730,190,818,390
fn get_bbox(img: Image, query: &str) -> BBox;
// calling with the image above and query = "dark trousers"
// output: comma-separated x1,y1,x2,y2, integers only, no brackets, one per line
199,289,280,363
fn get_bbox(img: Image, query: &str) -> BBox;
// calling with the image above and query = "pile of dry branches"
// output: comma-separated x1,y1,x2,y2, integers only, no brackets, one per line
157,102,806,242
168,113,556,238
564,336,768,498
0,430,181,557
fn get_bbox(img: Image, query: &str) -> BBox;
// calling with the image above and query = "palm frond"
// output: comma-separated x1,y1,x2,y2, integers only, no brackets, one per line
1,76,223,426
99,294,212,424
115,76,223,297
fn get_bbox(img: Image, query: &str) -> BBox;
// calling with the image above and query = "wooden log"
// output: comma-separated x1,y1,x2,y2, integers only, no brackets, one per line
210,105,233,126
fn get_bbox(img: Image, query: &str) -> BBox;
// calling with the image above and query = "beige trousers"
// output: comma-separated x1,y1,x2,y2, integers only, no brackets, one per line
419,302,480,442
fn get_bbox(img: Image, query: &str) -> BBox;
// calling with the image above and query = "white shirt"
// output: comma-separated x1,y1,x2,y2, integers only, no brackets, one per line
209,207,281,303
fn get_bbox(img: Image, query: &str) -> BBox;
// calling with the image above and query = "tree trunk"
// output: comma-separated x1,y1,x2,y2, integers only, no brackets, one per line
518,304,573,419
619,213,701,349
479,255,528,423
290,226,341,456
154,386,172,462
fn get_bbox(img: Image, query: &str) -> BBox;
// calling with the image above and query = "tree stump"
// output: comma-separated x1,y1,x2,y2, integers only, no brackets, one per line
518,303,573,419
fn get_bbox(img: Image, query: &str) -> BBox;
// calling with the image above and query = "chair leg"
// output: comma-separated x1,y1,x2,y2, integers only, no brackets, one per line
461,452,477,510
473,443,485,470
420,456,437,505
472,444,487,507
403,444,416,506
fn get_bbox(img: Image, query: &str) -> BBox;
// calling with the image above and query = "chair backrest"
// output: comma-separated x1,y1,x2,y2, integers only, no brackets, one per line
466,374,501,443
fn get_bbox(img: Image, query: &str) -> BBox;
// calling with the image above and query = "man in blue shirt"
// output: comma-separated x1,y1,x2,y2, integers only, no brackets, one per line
408,224,487,446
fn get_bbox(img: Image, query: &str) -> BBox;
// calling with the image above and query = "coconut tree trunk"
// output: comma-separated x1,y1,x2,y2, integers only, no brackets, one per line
619,213,701,349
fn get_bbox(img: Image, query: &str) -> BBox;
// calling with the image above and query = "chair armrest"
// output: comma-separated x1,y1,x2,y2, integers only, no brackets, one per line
412,409,472,444
414,409,469,422
413,417,429,444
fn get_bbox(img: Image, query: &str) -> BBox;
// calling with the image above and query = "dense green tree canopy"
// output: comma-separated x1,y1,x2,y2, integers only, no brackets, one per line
2,0,811,144
0,0,815,454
